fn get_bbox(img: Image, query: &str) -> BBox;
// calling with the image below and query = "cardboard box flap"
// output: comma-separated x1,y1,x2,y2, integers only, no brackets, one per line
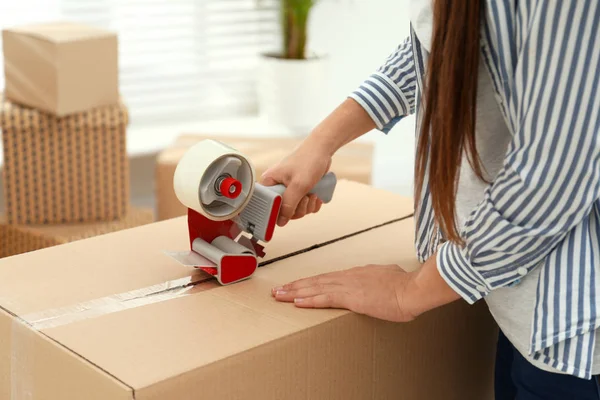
0,181,412,317
41,220,417,392
4,22,115,43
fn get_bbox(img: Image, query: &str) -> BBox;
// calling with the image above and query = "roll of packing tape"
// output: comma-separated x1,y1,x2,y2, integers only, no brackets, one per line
173,139,255,221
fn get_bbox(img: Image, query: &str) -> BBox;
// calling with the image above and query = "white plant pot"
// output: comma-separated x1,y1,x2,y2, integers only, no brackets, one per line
257,54,328,135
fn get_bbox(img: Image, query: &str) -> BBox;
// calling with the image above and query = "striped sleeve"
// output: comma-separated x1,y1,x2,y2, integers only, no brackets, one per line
437,1,600,304
348,36,416,133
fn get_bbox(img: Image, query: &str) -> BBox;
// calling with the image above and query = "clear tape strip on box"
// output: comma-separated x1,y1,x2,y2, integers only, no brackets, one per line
21,275,213,331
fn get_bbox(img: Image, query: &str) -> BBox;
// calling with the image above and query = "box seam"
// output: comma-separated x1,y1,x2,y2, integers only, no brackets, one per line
259,213,414,267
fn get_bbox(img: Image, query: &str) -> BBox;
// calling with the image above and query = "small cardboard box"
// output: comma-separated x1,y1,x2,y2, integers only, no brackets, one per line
0,207,154,259
0,96,130,224
2,22,119,116
0,181,497,399
155,134,374,220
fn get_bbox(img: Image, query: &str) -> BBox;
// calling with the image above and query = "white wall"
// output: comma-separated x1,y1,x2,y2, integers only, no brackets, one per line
309,0,416,197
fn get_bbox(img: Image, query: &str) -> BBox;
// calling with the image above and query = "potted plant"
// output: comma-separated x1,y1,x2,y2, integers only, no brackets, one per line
256,0,328,134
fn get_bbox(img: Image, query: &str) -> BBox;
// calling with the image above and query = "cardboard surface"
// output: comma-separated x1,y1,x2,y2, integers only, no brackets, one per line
155,134,374,220
0,312,133,400
0,97,130,224
2,22,119,116
0,181,497,400
0,207,154,259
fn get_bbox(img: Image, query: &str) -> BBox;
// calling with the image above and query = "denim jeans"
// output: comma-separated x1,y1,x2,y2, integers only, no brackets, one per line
495,330,600,400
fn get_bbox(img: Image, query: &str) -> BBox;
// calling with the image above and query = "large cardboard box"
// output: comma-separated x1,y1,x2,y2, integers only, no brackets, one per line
0,207,154,259
0,182,497,400
156,135,374,220
0,96,130,224
2,22,119,116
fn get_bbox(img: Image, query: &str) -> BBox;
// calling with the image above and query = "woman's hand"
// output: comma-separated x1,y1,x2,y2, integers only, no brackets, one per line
271,264,422,322
271,256,462,322
260,98,377,227
261,137,333,227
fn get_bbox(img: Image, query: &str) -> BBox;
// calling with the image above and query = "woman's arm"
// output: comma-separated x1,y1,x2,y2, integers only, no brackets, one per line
261,98,376,226
307,35,419,154
262,36,418,226
303,97,377,158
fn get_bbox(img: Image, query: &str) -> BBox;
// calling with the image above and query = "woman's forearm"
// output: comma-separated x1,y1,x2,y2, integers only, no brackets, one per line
304,98,376,156
407,253,462,316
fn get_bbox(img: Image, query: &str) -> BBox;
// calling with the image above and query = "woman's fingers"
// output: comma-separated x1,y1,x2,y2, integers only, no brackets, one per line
294,293,352,309
259,171,279,186
279,179,312,225
306,194,319,214
272,272,344,295
273,283,339,302
290,194,322,220
292,196,310,219
273,284,353,310
271,264,418,322
314,199,323,213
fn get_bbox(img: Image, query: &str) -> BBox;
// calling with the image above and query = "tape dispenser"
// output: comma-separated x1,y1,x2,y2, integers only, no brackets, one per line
165,139,337,285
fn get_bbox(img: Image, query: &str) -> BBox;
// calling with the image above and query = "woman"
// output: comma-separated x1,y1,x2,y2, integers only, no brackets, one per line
261,1,600,399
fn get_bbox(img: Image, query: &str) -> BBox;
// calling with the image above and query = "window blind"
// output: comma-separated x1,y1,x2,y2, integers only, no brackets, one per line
1,0,281,128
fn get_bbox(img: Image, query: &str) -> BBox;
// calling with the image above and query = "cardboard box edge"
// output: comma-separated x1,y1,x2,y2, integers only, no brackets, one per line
0,307,134,400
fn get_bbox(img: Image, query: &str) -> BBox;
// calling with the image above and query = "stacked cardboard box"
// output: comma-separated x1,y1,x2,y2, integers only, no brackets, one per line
0,22,152,258
2,22,119,116
156,134,374,220
0,96,130,224
0,182,497,399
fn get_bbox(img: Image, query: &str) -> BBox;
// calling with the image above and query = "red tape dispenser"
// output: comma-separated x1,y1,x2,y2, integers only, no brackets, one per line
164,139,337,285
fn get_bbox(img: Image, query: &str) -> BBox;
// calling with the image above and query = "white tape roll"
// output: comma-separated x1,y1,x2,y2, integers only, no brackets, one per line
173,139,255,220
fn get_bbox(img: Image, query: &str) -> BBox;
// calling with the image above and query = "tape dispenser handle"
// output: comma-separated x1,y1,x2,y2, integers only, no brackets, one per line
269,172,337,204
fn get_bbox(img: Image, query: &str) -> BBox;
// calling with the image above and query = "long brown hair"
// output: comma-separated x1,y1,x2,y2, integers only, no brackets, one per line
415,0,485,245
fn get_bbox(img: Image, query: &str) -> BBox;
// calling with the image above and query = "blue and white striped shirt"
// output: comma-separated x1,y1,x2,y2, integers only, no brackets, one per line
350,1,600,379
